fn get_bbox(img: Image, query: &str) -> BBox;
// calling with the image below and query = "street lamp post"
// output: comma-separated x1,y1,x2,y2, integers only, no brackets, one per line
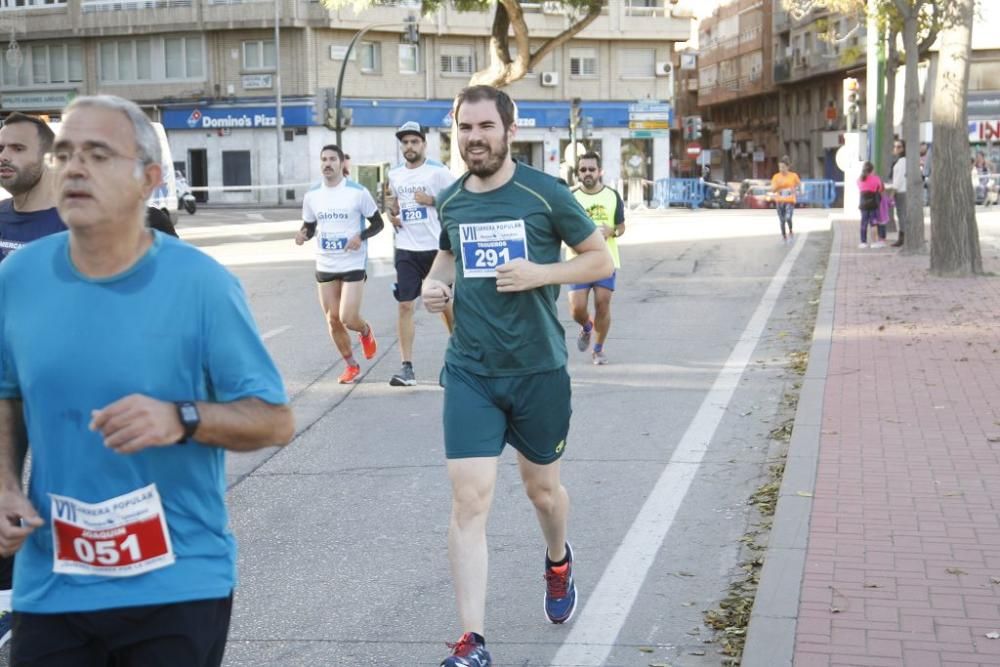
274,1,284,206
334,17,418,147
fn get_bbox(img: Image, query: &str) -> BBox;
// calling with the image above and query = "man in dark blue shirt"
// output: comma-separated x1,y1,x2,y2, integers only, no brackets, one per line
0,112,65,646
0,112,65,263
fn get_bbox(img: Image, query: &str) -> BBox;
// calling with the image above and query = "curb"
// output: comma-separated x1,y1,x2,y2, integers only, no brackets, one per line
740,217,840,666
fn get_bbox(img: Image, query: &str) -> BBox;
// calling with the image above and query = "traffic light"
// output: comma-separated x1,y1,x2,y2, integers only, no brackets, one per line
683,115,701,141
324,107,352,131
404,15,419,44
569,97,582,131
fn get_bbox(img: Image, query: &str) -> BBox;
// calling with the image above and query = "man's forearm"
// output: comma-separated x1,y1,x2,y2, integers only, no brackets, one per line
194,398,294,452
0,400,28,490
426,250,456,286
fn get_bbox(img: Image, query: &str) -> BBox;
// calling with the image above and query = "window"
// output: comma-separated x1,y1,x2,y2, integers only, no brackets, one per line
4,43,81,88
222,151,252,192
570,48,597,77
618,48,655,78
399,43,419,74
359,41,381,73
440,45,474,75
99,36,204,83
242,39,275,71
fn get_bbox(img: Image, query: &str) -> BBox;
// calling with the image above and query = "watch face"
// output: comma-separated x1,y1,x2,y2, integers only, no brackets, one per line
180,404,198,422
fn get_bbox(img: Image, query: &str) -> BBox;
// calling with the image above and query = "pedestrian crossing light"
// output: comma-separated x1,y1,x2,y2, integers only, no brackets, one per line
842,77,860,130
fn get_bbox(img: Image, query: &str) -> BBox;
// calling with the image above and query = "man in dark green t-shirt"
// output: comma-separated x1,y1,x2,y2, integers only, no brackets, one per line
422,85,613,667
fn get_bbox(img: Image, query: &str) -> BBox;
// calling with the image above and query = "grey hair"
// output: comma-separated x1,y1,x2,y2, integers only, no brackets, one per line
63,95,161,166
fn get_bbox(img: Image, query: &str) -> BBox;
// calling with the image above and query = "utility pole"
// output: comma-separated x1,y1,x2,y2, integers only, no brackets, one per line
274,0,284,206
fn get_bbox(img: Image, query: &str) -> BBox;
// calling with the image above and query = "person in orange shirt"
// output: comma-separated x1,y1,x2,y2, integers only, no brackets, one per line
770,156,801,244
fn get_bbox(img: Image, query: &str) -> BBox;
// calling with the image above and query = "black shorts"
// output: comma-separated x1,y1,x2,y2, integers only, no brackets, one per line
393,248,437,302
11,594,233,667
316,269,367,283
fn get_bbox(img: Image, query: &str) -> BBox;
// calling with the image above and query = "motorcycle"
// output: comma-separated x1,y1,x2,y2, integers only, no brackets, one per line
175,171,196,215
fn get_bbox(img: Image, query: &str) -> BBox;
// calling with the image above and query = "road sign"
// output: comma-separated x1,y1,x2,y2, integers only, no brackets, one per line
628,120,671,130
629,129,669,138
686,142,702,157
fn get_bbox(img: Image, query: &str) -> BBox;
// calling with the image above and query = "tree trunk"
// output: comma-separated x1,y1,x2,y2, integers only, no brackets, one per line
900,5,925,253
929,0,982,276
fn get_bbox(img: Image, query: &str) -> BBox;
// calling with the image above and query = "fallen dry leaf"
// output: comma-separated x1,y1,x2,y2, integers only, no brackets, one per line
946,568,968,576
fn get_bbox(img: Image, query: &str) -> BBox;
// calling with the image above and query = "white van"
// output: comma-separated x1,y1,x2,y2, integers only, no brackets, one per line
47,120,178,223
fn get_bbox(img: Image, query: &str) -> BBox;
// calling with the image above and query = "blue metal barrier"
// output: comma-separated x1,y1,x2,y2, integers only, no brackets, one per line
652,178,704,208
800,179,837,208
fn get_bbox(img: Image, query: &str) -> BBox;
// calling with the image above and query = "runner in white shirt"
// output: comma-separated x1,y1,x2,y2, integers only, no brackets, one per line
386,121,456,386
295,144,385,384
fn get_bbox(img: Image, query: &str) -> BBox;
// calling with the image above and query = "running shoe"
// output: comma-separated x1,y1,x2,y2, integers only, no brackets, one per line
441,632,492,667
576,321,593,352
544,542,577,624
338,364,361,384
592,350,608,365
389,364,416,387
359,326,377,360
0,608,11,649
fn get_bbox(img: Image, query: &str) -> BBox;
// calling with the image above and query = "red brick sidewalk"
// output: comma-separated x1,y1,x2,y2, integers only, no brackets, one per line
794,222,1000,666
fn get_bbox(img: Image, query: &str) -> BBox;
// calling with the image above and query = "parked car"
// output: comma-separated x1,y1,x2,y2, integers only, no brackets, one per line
740,180,774,209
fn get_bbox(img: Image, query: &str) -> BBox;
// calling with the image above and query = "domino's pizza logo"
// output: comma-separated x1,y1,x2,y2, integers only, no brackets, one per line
186,109,202,128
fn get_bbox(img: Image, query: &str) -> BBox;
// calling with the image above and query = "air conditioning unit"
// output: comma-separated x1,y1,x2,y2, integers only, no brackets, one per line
542,1,563,15
655,61,673,77
540,71,559,87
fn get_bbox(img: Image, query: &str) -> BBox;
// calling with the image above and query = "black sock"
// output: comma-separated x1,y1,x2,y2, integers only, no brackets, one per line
546,546,569,568
403,361,412,368
471,632,485,646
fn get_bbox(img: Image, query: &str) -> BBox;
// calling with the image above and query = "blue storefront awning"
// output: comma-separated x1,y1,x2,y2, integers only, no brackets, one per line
342,99,646,130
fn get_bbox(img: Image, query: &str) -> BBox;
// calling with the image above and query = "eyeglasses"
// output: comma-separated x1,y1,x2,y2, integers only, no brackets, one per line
577,167,599,173
44,146,143,171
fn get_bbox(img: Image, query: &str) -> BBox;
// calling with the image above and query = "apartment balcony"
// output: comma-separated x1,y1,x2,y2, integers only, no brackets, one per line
202,0,301,30
75,0,197,33
698,73,773,107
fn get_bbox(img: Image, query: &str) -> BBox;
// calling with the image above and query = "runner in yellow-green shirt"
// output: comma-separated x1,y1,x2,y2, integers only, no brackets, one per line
568,151,625,365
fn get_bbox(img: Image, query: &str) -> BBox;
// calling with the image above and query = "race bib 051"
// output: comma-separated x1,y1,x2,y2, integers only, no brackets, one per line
50,484,175,577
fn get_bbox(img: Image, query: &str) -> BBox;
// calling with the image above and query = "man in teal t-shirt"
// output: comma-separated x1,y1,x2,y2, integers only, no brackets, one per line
422,85,613,667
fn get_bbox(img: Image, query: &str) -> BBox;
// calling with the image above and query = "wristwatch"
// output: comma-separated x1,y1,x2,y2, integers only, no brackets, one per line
175,401,200,443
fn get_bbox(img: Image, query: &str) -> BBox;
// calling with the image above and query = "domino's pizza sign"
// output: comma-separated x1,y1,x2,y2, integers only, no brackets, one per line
163,105,315,130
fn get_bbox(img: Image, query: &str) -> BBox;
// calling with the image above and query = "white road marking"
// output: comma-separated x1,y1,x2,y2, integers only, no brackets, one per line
552,233,810,666
261,325,292,341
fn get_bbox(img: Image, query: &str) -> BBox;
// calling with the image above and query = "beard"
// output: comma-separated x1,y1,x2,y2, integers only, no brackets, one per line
0,160,43,195
460,133,509,178
404,149,422,165
582,175,597,188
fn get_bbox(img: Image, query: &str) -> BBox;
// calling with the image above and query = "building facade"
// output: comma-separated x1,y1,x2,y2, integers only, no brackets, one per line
696,0,778,182
0,0,690,204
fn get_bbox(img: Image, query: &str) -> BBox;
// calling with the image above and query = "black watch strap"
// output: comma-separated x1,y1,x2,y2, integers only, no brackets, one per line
175,401,200,444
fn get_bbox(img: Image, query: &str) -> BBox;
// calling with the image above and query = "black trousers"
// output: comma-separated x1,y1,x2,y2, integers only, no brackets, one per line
11,594,233,667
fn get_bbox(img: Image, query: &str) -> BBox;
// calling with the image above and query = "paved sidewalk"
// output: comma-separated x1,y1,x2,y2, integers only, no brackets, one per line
745,218,1000,666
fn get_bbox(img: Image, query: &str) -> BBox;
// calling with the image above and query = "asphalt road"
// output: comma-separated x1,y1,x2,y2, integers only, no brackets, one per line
174,206,832,666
